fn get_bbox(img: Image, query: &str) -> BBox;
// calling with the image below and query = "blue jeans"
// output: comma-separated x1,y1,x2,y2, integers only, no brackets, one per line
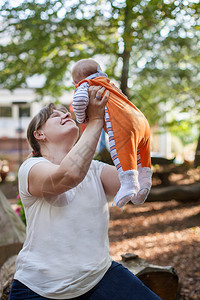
9,261,161,300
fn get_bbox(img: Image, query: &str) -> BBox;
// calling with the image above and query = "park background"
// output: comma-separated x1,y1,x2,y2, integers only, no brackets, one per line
0,1,200,299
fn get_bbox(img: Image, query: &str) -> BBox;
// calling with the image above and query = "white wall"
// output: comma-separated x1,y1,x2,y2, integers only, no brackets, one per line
0,88,74,139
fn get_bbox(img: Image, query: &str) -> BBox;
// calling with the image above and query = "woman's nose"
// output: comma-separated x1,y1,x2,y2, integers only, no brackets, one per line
61,112,72,122
66,111,72,118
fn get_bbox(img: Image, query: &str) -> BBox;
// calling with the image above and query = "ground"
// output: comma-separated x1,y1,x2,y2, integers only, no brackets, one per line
1,168,200,300
109,168,200,300
109,199,200,300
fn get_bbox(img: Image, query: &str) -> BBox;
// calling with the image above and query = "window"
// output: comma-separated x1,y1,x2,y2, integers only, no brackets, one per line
0,106,12,117
19,105,30,117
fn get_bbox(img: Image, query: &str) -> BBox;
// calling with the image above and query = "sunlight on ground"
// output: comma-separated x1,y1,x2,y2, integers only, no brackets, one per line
109,200,200,299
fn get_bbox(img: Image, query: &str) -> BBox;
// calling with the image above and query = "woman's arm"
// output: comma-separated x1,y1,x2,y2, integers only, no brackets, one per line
28,87,109,198
100,164,120,197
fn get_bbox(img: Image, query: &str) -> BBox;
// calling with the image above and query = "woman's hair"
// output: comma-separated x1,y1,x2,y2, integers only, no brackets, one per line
27,103,68,157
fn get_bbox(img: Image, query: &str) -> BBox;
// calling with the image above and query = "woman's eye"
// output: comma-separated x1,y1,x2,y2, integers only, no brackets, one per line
51,113,59,118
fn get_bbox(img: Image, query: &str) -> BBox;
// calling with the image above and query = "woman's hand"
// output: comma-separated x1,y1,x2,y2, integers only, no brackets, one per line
87,86,109,122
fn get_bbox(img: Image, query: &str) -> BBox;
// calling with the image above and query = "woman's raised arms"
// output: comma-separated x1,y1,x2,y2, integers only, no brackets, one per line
28,87,109,198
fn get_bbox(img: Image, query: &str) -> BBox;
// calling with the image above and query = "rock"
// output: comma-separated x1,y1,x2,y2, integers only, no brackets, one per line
0,190,26,268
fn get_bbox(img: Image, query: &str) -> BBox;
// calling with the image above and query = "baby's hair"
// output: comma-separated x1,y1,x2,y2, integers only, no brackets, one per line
72,59,100,84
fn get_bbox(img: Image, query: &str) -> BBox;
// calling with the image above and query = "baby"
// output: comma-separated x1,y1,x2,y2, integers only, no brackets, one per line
72,58,152,208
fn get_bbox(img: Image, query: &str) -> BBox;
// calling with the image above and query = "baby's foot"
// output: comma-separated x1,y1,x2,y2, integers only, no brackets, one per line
131,167,152,205
113,170,139,208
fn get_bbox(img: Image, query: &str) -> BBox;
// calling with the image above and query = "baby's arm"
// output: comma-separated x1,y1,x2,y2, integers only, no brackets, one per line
72,82,90,123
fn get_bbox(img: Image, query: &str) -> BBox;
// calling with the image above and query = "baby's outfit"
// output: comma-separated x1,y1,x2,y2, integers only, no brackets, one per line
72,70,152,208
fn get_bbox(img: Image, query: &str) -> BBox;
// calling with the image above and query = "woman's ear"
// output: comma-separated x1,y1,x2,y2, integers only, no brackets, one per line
33,130,45,141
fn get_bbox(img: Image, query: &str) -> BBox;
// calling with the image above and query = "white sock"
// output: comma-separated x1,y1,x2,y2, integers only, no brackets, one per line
113,170,139,208
131,167,152,205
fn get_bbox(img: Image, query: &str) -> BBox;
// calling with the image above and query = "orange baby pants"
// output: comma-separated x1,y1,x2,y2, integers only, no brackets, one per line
77,77,151,172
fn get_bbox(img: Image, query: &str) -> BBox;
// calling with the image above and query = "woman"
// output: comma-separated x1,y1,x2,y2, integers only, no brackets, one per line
9,86,161,299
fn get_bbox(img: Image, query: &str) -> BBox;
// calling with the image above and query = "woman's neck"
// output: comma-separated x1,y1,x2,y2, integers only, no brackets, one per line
41,145,72,165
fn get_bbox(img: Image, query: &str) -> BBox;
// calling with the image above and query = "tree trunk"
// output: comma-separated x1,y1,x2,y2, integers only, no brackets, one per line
120,0,134,97
120,50,130,97
194,133,200,168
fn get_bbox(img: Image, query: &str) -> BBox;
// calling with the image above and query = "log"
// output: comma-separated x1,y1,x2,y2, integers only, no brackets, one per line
151,157,176,166
151,161,191,186
119,253,179,300
0,255,16,300
153,171,171,186
148,183,200,202
1,254,179,300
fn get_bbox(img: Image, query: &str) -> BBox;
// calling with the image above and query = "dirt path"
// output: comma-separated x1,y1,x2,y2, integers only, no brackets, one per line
109,199,200,300
1,172,200,299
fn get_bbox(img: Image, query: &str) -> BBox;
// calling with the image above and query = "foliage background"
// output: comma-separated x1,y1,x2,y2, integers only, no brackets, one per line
0,0,200,164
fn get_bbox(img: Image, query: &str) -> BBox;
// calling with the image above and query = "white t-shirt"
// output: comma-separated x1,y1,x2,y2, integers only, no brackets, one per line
14,157,112,299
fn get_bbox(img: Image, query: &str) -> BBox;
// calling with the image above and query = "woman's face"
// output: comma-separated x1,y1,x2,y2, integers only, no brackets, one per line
41,109,79,145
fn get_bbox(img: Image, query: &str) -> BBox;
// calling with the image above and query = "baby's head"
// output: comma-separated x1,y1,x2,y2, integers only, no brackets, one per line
72,59,100,84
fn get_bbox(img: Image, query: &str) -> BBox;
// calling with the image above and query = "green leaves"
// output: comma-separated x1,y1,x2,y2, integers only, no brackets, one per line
0,0,199,130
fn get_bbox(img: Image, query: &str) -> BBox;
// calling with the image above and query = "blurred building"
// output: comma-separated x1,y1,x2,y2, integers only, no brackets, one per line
0,88,73,172
0,88,173,173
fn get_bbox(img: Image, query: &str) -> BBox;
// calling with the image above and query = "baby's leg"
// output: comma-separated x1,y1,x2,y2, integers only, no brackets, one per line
104,106,139,208
104,106,123,173
131,142,152,205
